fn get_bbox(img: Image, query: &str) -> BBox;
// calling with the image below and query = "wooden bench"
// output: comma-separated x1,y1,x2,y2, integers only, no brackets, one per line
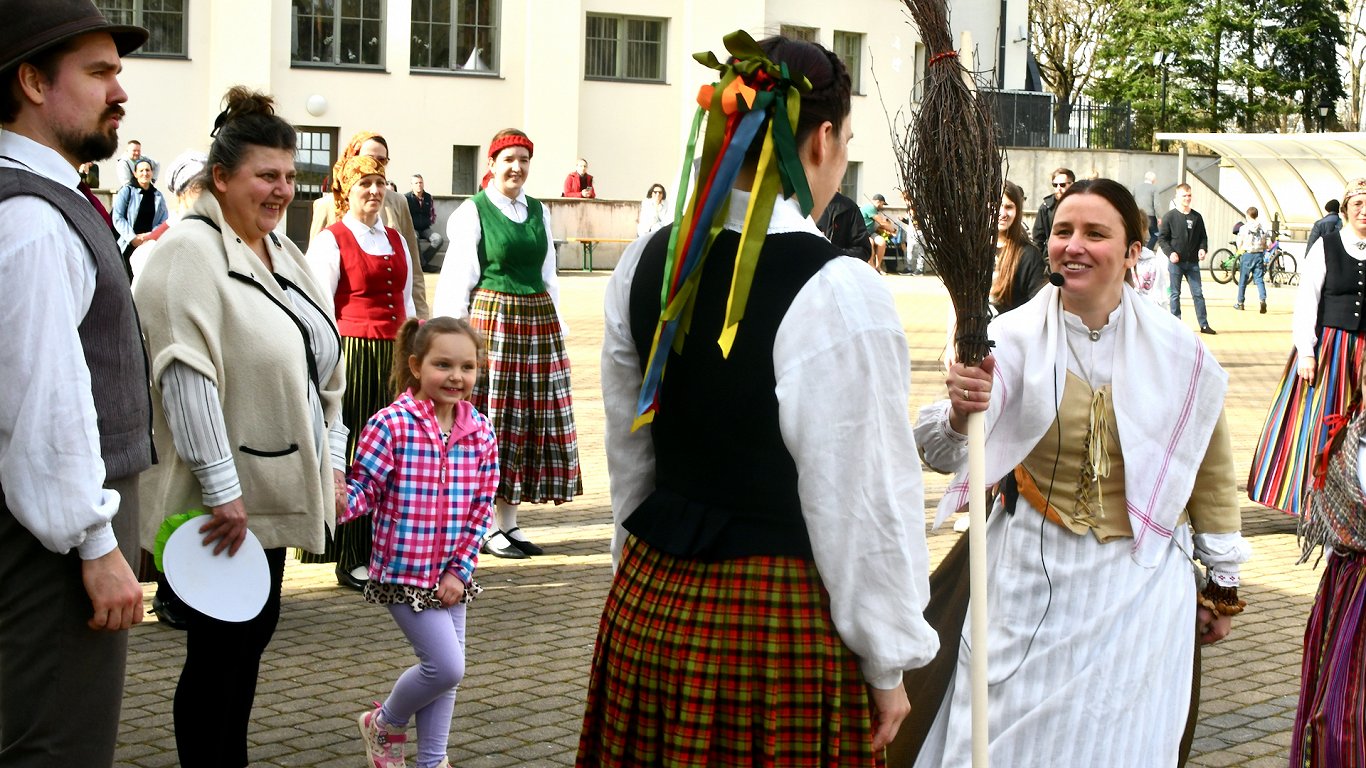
567,236,636,271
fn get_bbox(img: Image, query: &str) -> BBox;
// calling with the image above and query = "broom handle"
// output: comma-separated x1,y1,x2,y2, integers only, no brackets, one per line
967,409,990,767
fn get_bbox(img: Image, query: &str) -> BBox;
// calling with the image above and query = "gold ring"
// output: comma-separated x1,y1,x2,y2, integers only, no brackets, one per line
962,387,970,399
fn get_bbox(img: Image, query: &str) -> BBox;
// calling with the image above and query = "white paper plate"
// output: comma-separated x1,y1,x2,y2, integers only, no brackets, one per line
162,521,269,623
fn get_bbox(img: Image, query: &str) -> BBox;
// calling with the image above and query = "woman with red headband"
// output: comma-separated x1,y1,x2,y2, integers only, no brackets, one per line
432,129,581,559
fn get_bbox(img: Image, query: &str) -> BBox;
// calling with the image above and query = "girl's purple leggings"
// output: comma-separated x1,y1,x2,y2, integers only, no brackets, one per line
380,602,467,768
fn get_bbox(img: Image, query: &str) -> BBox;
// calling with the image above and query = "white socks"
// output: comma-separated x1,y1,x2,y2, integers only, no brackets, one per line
496,501,524,541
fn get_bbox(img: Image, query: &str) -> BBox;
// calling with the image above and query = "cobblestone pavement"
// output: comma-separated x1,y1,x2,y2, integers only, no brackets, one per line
118,272,1311,767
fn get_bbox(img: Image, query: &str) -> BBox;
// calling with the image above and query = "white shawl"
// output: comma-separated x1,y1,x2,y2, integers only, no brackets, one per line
936,283,1228,567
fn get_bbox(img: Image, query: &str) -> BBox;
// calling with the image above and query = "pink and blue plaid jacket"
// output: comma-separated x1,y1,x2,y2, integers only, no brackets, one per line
342,393,498,587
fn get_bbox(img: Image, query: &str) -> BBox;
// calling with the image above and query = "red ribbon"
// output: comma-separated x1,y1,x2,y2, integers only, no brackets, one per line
929,51,960,66
1313,413,1352,489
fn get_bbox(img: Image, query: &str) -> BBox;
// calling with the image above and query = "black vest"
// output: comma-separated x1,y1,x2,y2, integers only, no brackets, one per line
1318,232,1366,332
0,168,153,482
626,226,837,561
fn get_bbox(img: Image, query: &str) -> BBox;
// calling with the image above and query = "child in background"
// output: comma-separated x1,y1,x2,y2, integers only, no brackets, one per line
343,316,499,768
1130,245,1170,309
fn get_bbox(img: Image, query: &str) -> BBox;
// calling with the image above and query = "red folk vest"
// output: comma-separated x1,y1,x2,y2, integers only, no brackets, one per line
328,221,408,339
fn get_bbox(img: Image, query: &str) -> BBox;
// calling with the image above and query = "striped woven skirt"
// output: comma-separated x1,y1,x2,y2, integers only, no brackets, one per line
299,335,394,567
576,536,884,767
469,288,581,504
1248,327,1366,516
1291,550,1366,767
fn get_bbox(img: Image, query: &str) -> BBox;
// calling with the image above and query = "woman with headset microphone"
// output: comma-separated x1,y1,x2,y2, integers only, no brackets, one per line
908,179,1249,767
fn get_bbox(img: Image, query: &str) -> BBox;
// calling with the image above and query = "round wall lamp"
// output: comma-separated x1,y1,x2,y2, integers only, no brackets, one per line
305,94,328,117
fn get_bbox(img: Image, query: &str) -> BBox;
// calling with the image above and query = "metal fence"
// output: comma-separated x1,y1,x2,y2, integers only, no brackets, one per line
988,91,1136,151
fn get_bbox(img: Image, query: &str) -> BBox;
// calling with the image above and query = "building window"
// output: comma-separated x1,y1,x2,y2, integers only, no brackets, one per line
95,0,186,57
452,145,479,195
833,31,863,94
411,0,498,73
840,161,860,201
779,24,817,43
585,14,666,83
286,126,338,250
913,43,927,103
292,0,384,68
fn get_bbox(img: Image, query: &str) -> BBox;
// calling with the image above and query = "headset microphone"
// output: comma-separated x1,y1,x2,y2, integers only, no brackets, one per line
1048,270,1065,287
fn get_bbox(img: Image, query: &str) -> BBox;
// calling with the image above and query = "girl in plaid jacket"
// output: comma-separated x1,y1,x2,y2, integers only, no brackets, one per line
342,316,499,768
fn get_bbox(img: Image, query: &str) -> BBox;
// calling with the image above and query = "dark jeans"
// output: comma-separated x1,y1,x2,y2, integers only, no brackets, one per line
1237,251,1266,304
1168,260,1209,328
173,548,286,768
1147,215,1160,250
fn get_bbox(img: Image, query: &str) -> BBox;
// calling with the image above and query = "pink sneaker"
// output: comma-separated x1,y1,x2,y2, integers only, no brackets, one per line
357,705,407,768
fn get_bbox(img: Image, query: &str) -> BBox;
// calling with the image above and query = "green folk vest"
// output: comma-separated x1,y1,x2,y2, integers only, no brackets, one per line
472,191,549,294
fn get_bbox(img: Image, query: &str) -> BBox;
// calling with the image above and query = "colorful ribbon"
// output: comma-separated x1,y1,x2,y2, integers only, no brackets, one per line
633,30,813,430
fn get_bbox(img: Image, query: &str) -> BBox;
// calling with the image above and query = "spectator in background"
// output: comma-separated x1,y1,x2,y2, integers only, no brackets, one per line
1306,199,1343,254
1159,183,1215,335
115,138,157,185
637,183,672,238
112,158,167,271
563,157,596,198
1133,171,1161,248
816,189,872,263
1031,166,1074,251
860,193,895,272
406,173,442,271
1234,206,1268,314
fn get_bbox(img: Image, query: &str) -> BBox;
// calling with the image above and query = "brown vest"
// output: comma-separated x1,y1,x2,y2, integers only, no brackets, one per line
0,168,153,482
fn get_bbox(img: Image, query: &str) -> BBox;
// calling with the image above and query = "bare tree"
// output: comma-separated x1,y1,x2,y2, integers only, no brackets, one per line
1031,0,1109,134
1344,0,1366,129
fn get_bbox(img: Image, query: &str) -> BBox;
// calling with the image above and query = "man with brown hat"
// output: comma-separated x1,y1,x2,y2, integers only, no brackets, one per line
0,1,152,764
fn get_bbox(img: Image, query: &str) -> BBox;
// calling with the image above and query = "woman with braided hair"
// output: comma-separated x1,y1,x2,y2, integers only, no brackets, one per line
432,128,582,559
578,33,937,765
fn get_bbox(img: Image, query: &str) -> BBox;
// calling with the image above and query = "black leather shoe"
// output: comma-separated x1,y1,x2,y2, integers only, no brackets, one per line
482,530,529,559
152,592,189,630
1200,326,1217,335
336,564,368,591
505,527,544,556
1260,302,1267,314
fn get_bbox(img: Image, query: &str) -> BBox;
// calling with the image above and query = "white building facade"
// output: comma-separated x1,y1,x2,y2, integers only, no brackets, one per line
103,0,1026,246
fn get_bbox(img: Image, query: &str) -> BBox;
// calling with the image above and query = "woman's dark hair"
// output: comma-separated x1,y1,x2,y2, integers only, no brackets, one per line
645,184,667,201
990,180,1031,308
1058,178,1147,250
201,86,296,187
391,316,486,398
748,36,852,157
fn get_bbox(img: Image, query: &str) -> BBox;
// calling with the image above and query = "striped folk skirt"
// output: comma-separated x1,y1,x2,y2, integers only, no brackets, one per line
469,288,581,505
1292,550,1366,767
576,536,885,767
1248,327,1366,516
299,335,394,567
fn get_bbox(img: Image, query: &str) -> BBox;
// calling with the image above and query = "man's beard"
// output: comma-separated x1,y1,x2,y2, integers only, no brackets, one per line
56,106,124,164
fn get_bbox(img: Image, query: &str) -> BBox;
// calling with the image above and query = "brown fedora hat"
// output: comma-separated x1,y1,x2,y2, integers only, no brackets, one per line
0,0,147,75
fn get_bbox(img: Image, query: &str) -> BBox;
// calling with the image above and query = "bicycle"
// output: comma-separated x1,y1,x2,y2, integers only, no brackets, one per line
1263,239,1298,287
1208,242,1238,284
1207,239,1299,287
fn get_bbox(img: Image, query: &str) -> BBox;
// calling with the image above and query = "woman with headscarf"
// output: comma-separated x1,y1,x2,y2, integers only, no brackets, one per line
432,128,582,559
305,154,415,591
578,32,936,765
112,157,168,273
135,85,346,768
1249,179,1366,518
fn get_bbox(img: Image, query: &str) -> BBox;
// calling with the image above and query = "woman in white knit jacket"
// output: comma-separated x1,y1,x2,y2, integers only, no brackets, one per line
134,86,346,768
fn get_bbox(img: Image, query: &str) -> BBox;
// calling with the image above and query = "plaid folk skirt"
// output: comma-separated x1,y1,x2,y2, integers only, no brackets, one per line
576,536,885,767
1292,550,1366,767
469,288,582,504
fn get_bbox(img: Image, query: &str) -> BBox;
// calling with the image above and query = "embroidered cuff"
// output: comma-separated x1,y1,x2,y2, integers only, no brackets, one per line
1199,573,1245,616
